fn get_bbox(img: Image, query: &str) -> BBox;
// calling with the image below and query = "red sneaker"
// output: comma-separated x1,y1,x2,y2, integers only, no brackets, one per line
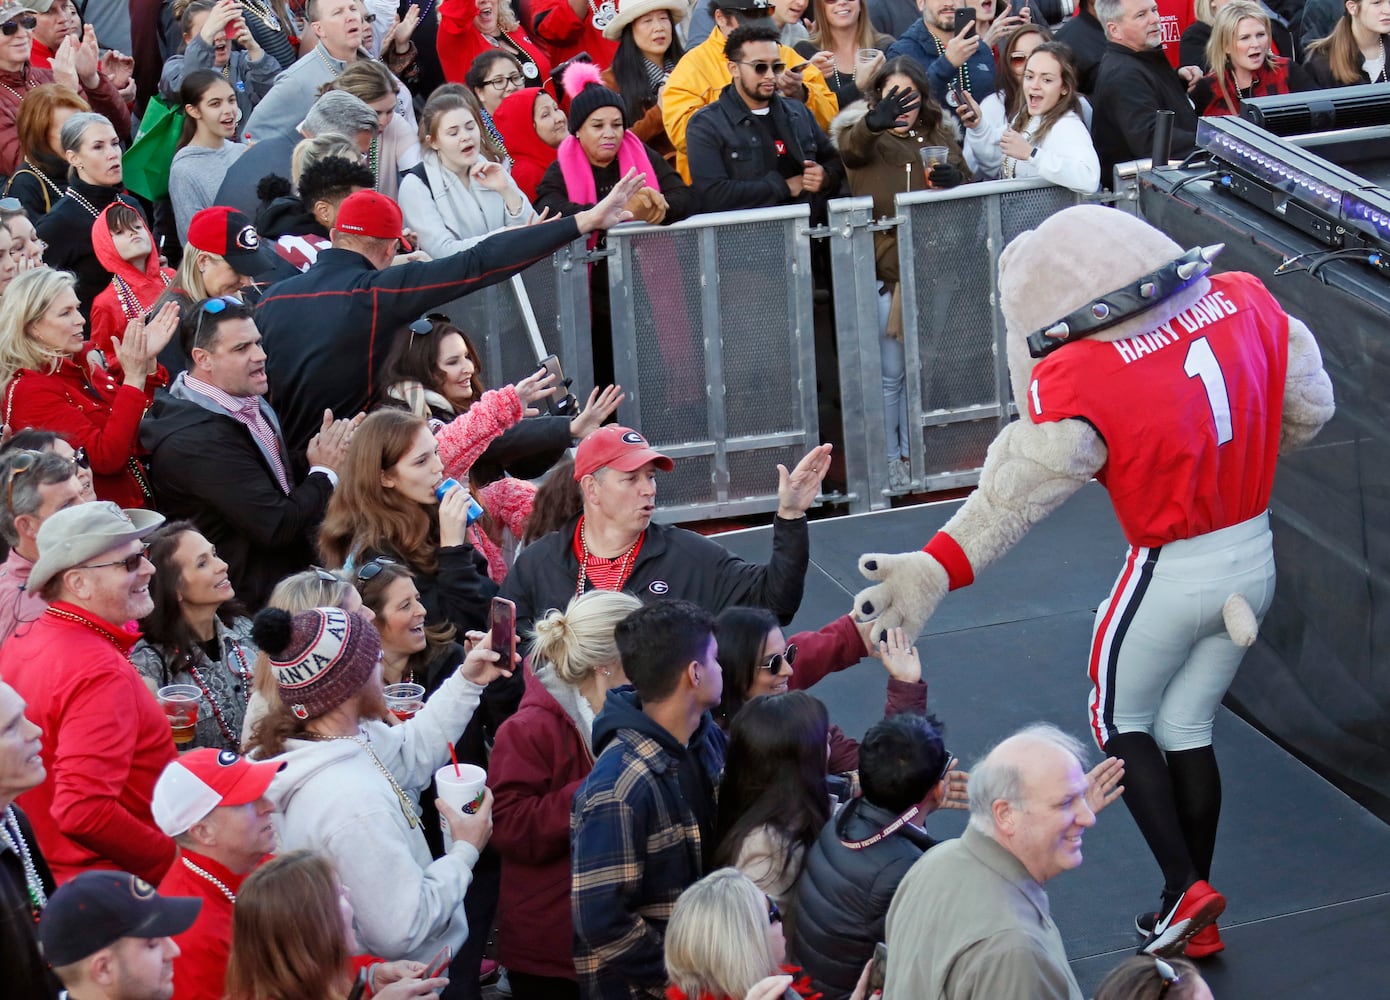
1184,922,1226,958
1141,880,1226,958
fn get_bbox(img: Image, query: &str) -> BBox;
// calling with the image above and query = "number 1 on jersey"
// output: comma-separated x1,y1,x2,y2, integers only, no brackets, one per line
1183,337,1233,445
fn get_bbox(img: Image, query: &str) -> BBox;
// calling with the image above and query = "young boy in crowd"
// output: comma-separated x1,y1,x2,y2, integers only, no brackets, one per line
88,202,176,375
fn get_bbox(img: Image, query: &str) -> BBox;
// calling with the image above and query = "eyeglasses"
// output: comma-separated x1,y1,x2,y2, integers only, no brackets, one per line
758,643,797,674
4,450,39,513
738,60,786,76
1,14,37,35
766,895,782,925
355,556,399,582
482,73,524,90
194,294,242,346
72,446,89,471
79,545,150,574
1009,52,1030,63
1152,956,1180,997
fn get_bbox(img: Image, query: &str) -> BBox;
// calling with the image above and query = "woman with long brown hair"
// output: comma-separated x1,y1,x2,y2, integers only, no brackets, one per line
318,409,499,633
225,850,448,1000
1306,0,1390,86
168,69,245,243
964,41,1099,192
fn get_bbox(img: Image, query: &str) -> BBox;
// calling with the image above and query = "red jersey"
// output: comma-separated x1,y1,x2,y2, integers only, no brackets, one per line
160,851,248,1000
1158,0,1194,67
1027,271,1289,548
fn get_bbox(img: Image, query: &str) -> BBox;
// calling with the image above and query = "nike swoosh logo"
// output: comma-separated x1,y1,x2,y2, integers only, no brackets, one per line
1152,890,1185,935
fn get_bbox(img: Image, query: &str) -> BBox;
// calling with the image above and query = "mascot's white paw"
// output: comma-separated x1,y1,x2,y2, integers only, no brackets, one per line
854,551,950,642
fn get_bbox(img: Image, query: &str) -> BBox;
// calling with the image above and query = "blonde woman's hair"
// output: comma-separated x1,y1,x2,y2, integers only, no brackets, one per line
530,590,643,686
1194,0,1215,25
175,247,219,300
1207,1,1275,111
664,868,779,1000
0,267,78,386
292,132,361,188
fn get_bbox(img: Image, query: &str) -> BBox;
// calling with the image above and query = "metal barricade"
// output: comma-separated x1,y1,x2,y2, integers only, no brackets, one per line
894,178,1083,495
431,237,595,391
605,205,820,523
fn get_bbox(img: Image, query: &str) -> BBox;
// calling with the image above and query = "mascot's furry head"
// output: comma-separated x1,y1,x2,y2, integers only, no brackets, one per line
998,205,1220,416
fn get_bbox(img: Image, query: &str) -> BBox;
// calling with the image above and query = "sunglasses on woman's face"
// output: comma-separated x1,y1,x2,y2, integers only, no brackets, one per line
72,446,89,470
1,14,37,35
758,643,797,674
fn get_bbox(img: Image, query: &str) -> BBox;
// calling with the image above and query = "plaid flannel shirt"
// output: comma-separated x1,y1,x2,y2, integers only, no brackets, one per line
571,723,724,1000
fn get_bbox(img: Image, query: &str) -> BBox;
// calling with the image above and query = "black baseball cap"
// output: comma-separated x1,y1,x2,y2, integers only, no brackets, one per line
38,871,202,967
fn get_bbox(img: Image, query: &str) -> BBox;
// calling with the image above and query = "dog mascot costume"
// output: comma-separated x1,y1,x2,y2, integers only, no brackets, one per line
854,204,1335,958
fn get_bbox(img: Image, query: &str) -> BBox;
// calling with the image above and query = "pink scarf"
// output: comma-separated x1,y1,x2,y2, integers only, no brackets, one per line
557,131,652,246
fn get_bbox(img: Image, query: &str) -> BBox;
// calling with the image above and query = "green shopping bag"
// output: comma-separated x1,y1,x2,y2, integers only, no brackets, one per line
122,96,184,201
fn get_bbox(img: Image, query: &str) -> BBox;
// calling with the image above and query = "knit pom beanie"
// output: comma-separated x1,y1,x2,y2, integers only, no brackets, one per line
251,607,382,721
564,61,628,133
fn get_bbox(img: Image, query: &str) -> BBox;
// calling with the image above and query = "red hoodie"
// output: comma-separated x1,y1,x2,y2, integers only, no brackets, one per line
492,87,560,200
89,202,175,373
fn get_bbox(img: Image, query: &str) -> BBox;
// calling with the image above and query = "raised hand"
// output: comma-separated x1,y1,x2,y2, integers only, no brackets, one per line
1085,756,1125,814
575,168,644,233
776,443,832,519
512,367,558,415
864,85,921,133
568,384,624,439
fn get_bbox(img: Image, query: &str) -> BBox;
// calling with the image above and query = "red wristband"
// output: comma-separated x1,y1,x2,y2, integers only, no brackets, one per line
924,531,974,591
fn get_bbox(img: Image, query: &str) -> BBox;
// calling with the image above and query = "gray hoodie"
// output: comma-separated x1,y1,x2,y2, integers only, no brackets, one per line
265,666,486,961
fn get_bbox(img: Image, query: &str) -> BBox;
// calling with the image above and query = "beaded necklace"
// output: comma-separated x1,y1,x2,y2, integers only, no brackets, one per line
240,0,283,32
930,31,970,103
44,605,128,650
575,517,641,596
309,729,420,828
0,806,46,921
182,638,253,748
112,272,173,321
181,856,236,902
487,33,539,80
21,158,62,201
63,185,103,219
0,77,30,104
368,137,381,189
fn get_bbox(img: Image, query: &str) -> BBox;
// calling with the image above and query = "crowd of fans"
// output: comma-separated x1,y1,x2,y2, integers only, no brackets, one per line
0,0,1349,994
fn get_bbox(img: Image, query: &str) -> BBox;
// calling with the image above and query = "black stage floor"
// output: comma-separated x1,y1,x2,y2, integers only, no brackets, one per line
717,485,1390,997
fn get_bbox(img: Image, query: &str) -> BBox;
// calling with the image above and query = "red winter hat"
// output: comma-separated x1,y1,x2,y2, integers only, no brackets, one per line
251,607,382,721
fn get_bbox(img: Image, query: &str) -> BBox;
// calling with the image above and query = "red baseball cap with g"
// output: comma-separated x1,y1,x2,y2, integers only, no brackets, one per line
335,190,413,251
151,749,285,838
186,206,283,277
573,425,674,479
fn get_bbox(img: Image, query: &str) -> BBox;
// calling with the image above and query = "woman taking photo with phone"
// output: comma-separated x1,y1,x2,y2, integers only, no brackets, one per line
831,57,969,492
963,41,1098,192
489,589,642,1000
960,21,1048,177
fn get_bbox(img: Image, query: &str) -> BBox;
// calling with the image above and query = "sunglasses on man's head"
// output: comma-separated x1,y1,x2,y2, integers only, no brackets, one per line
1,13,37,35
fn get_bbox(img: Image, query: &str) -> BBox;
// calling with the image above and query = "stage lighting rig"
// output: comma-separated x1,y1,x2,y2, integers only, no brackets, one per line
1197,116,1373,248
1239,82,1390,136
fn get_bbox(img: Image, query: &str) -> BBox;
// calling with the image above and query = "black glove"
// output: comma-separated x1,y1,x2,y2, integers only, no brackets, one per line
865,85,922,133
929,162,964,188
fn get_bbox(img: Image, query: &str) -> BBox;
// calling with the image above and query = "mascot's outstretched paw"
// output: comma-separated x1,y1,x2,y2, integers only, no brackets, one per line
854,551,950,642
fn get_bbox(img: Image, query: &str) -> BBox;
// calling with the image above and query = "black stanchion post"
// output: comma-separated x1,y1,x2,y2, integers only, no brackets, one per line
1152,109,1175,167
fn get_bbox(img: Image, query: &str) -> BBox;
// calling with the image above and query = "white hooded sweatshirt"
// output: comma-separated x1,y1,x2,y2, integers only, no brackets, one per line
266,666,484,961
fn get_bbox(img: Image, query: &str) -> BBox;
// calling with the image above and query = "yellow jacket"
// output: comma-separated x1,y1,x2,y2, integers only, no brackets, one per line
663,28,839,181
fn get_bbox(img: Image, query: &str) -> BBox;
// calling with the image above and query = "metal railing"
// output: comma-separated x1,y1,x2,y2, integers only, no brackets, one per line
604,204,821,523
431,237,596,395
436,180,1090,522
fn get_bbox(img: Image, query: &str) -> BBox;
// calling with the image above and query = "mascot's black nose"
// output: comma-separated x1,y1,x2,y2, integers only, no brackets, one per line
860,600,875,615
864,559,878,572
